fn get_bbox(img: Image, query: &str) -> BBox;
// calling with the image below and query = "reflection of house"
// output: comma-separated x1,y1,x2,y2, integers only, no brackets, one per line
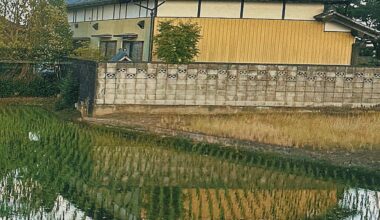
66,0,380,65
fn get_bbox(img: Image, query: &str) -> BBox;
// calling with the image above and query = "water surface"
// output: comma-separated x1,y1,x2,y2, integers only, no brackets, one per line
0,107,379,219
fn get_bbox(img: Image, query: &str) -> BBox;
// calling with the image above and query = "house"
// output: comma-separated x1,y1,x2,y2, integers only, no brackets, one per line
66,0,380,65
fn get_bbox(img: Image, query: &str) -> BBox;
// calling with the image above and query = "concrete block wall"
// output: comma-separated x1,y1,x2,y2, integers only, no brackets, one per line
95,63,380,108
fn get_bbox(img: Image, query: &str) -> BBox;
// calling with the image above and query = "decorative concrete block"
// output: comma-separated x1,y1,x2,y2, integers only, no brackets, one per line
156,90,166,96
185,100,196,105
104,95,115,104
314,93,324,102
155,94,166,100
95,63,380,109
295,94,304,102
185,94,196,100
195,100,206,105
173,99,185,105
146,90,157,95
155,100,165,105
196,95,206,100
95,99,105,104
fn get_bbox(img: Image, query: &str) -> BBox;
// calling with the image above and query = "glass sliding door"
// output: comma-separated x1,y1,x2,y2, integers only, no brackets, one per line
100,41,117,59
122,41,144,62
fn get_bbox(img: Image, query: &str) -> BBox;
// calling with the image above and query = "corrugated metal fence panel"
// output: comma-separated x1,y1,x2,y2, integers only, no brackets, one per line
154,18,355,65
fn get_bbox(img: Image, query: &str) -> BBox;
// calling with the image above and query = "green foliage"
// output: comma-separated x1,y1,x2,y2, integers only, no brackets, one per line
154,20,201,64
0,0,73,61
0,64,59,98
55,70,79,110
28,0,73,61
338,0,380,59
72,41,106,61
0,78,58,98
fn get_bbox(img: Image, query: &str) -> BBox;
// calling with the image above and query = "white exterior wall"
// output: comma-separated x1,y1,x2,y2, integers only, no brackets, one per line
68,1,327,21
157,0,199,17
285,3,324,20
103,4,114,20
243,2,283,19
67,1,155,23
84,8,93,21
76,9,85,22
114,4,121,19
97,6,103,20
201,1,241,18
119,4,127,19
325,22,351,32
68,11,74,22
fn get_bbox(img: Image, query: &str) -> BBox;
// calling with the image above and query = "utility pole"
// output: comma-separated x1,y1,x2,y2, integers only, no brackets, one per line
134,0,166,62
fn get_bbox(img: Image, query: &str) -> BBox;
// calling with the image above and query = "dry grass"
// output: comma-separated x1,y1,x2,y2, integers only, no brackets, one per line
159,110,380,151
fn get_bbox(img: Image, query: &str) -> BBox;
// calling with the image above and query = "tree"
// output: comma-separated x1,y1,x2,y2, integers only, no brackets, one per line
28,0,73,61
339,0,380,59
0,0,31,59
0,0,72,61
154,20,201,64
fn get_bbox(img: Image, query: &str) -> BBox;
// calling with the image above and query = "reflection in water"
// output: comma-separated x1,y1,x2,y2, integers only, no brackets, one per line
341,188,380,220
0,106,379,219
0,170,91,220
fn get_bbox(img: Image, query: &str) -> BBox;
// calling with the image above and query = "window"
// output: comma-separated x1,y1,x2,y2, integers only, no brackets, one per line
122,41,144,62
100,41,117,59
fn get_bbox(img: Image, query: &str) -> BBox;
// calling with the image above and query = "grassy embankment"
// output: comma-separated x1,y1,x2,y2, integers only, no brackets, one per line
159,110,380,151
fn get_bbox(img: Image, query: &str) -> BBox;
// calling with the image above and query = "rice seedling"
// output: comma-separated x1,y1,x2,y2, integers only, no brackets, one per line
0,106,378,219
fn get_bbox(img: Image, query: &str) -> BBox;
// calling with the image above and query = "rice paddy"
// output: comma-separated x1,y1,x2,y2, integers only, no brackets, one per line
0,106,379,219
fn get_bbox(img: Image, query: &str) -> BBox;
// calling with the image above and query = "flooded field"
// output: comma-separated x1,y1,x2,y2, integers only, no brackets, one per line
0,106,379,219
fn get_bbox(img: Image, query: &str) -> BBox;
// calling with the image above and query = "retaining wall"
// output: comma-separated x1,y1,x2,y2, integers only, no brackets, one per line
94,63,380,114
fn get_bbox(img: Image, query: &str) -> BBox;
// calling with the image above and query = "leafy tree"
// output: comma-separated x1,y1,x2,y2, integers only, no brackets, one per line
338,0,380,59
154,20,201,64
0,0,72,61
0,0,31,59
28,0,73,61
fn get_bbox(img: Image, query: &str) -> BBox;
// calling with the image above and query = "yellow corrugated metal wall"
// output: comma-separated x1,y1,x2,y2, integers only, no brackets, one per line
154,18,355,65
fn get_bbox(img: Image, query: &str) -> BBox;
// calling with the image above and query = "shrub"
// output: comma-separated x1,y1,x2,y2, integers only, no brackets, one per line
72,41,106,61
0,78,59,98
154,20,201,64
55,70,79,110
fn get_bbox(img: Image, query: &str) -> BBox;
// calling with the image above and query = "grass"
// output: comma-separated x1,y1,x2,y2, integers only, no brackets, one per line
159,110,380,151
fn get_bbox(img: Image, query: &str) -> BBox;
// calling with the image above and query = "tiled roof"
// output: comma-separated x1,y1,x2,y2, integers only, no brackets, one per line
66,0,348,8
315,10,380,40
66,0,133,8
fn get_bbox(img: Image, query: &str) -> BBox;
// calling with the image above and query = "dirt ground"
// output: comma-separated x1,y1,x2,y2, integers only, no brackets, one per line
84,113,380,173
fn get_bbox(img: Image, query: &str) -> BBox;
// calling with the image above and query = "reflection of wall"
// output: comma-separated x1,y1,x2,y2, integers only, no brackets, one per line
154,18,355,65
70,18,151,61
181,189,338,220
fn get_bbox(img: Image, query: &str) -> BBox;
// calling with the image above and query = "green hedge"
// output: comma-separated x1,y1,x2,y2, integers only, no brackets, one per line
0,78,59,98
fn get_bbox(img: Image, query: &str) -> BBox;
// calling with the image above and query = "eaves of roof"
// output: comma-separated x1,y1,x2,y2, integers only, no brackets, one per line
66,0,349,9
315,10,380,40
